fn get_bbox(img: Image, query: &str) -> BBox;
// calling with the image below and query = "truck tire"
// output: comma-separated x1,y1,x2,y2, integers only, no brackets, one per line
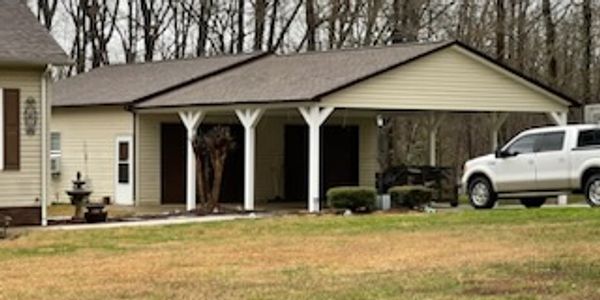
584,174,600,207
468,176,497,209
519,198,546,208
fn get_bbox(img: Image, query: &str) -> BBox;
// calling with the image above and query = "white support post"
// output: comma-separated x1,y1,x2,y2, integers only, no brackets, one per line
178,110,205,211
426,112,446,166
235,108,264,211
547,111,568,126
490,112,509,151
299,106,335,213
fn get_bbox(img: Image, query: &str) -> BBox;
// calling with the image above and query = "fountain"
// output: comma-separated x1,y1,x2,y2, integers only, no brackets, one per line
66,172,92,220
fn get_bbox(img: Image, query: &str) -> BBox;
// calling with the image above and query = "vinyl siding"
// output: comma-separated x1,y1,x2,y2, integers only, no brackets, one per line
0,67,44,207
137,111,378,205
50,107,133,203
323,46,569,112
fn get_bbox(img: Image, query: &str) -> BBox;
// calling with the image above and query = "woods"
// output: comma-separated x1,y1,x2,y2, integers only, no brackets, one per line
31,0,599,171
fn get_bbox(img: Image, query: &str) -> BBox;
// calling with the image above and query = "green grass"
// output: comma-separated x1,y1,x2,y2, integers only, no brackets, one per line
1,208,600,299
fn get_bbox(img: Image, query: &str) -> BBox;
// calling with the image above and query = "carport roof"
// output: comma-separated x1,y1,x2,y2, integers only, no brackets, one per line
53,53,264,107
135,41,579,109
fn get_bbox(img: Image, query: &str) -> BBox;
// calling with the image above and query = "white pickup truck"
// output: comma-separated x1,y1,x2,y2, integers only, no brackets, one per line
462,124,600,209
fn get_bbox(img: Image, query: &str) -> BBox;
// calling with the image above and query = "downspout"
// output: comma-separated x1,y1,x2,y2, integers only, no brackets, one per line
41,66,50,226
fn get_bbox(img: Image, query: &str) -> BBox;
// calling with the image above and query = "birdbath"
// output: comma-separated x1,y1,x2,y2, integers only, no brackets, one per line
66,172,92,220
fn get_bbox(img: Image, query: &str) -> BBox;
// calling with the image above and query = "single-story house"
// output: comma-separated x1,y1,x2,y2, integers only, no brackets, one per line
0,0,70,225
51,40,578,213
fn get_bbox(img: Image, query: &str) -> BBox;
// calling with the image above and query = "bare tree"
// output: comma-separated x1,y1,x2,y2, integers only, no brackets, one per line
37,0,59,30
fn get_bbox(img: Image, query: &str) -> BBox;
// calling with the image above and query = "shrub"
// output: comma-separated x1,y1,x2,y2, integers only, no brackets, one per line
388,185,433,209
327,186,377,212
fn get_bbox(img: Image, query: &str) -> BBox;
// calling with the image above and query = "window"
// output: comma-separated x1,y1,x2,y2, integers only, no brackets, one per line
577,129,600,148
535,132,565,152
506,134,539,154
1,89,20,170
50,132,61,156
118,141,130,184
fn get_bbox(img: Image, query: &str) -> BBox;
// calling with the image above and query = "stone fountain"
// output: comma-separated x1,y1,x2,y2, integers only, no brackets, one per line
66,172,92,220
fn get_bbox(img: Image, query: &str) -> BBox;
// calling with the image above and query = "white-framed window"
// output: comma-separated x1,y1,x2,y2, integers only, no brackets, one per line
50,132,61,157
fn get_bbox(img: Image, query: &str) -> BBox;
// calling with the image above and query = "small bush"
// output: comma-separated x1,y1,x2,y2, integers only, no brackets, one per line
389,185,433,209
327,186,377,212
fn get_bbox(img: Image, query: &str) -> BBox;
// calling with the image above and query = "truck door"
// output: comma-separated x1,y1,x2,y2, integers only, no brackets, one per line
534,131,570,190
494,134,538,191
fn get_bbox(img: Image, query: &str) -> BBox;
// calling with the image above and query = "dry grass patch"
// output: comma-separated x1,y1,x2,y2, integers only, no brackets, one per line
1,209,600,299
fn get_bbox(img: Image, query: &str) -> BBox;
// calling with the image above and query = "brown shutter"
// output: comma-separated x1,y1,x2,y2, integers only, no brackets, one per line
4,89,20,170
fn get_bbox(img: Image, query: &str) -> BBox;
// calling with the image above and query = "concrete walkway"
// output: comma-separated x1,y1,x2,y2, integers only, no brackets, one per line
39,213,264,232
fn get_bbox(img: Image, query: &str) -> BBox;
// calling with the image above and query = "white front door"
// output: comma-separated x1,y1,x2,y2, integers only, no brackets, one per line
115,136,133,205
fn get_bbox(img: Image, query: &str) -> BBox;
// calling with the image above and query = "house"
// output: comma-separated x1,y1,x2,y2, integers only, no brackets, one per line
0,0,70,225
51,41,578,213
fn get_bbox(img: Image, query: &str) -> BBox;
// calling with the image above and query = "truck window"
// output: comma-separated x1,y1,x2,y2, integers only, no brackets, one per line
506,134,538,154
577,129,600,147
535,132,565,152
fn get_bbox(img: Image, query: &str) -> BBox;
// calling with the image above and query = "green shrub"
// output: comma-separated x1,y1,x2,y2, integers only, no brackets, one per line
327,186,377,212
388,185,433,209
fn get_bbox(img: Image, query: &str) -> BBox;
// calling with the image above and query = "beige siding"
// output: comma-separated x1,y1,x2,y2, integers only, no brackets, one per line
0,67,44,206
324,46,568,112
137,111,378,205
50,107,133,203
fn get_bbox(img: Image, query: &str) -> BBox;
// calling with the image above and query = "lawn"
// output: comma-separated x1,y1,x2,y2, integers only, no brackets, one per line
1,209,600,300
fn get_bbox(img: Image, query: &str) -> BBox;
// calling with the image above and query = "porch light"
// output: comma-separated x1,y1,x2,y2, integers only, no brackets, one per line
376,115,385,128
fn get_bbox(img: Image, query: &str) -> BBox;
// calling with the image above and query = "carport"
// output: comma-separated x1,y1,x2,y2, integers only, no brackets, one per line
132,40,578,212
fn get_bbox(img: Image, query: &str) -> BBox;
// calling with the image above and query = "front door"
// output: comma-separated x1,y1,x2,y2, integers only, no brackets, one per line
115,136,133,205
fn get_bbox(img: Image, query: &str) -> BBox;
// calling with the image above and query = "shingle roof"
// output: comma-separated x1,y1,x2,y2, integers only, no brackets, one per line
0,0,70,66
53,53,264,107
136,41,454,108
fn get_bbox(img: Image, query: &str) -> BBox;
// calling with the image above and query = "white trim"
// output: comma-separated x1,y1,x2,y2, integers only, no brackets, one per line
114,136,134,205
41,72,49,226
0,88,3,171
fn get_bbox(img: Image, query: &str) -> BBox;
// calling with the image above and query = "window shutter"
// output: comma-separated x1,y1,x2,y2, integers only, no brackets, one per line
4,89,20,170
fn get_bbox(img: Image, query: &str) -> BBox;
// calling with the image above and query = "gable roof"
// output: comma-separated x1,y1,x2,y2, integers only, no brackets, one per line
135,41,579,109
135,41,455,108
53,53,265,107
0,0,70,66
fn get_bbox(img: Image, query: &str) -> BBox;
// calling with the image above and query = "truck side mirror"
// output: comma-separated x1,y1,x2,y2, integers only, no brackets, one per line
496,149,517,158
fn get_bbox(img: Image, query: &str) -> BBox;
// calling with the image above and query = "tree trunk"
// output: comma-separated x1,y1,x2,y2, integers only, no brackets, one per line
237,0,245,53
254,0,266,51
495,0,505,62
305,0,317,51
542,0,557,82
582,0,592,104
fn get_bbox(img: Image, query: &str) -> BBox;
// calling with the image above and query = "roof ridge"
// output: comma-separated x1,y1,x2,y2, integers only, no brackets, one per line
91,51,264,70
274,40,454,57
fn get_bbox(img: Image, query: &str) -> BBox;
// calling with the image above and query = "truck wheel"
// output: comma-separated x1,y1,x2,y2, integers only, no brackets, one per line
584,174,600,207
519,198,546,208
468,176,497,209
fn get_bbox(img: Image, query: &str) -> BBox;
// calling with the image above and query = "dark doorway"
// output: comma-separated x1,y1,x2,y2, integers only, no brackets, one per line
160,123,244,204
161,124,187,204
283,125,359,203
